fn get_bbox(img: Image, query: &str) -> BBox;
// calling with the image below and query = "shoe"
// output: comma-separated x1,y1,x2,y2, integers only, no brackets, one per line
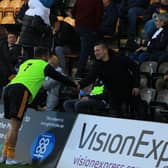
0,155,6,164
5,159,20,165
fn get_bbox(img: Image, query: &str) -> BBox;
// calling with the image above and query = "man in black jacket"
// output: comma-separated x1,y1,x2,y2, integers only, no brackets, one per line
78,41,140,117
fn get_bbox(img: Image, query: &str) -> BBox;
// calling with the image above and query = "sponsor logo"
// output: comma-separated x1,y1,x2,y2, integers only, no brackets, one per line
30,132,55,160
79,123,168,168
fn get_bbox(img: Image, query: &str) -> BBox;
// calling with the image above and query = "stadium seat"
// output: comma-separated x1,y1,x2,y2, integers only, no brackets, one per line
9,0,23,9
150,89,168,121
140,88,156,104
1,12,15,24
140,61,158,87
158,62,168,74
0,0,10,9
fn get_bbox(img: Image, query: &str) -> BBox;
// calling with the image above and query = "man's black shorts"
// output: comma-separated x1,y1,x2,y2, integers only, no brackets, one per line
3,84,30,121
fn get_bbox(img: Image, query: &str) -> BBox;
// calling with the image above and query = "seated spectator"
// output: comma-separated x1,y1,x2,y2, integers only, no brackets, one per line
144,0,168,39
119,0,149,49
130,13,168,63
7,32,21,67
0,27,16,97
77,41,141,118
50,16,80,72
43,55,63,111
100,0,119,36
64,78,110,115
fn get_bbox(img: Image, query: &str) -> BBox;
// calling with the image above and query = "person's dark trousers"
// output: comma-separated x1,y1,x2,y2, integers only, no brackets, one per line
129,95,148,120
63,98,106,114
108,96,129,118
76,26,98,74
127,7,145,40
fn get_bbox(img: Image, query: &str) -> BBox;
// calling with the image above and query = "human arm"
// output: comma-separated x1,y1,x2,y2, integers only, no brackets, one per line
136,46,147,52
125,57,140,95
78,63,99,89
44,64,77,87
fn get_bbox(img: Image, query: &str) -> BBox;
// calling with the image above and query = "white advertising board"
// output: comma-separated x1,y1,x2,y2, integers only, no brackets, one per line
57,114,168,168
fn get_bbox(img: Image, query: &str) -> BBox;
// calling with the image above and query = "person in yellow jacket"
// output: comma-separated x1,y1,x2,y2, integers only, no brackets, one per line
0,47,77,165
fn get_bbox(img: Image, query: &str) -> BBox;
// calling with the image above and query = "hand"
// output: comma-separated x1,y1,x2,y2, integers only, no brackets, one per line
80,96,89,101
132,88,140,96
75,81,80,90
136,47,143,52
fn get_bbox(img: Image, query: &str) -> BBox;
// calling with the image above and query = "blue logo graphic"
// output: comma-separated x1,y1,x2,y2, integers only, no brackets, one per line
30,132,55,160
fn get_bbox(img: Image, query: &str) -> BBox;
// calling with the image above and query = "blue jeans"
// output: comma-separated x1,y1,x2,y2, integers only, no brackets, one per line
54,46,71,72
129,52,149,63
76,27,97,72
127,7,145,39
144,19,156,39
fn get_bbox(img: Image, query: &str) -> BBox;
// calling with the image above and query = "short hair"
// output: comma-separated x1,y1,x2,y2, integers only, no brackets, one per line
94,41,108,49
158,13,168,25
50,54,60,65
34,47,50,58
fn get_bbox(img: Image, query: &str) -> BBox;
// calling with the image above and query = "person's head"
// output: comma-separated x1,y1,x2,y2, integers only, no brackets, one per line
102,0,112,7
94,41,109,61
0,26,8,40
34,47,50,61
155,13,168,28
7,32,17,45
49,55,59,68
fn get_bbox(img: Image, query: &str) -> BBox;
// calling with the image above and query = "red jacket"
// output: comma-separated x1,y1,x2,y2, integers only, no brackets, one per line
71,0,104,32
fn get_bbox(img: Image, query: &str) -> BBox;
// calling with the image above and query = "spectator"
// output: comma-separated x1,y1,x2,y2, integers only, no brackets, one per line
130,13,168,63
19,0,53,59
100,0,119,36
0,47,77,165
64,78,110,115
50,16,80,72
119,0,150,49
71,0,104,78
0,27,15,98
77,41,141,118
43,55,63,111
144,0,168,39
7,32,21,67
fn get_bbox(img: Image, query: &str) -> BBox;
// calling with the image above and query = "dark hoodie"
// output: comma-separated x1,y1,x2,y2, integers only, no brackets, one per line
0,37,15,86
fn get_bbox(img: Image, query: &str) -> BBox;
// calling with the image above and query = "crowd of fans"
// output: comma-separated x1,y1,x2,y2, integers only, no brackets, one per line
0,0,168,165
1,0,168,120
